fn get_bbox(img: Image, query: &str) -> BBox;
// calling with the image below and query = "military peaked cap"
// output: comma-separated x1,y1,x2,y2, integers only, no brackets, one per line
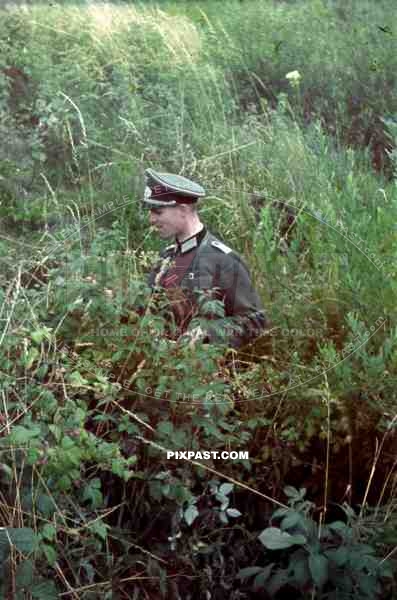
143,168,206,207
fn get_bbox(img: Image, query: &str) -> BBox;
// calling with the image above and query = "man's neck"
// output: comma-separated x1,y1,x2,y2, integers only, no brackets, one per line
176,221,204,243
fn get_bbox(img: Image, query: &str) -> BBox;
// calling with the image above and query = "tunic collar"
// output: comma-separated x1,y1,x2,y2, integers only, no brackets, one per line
175,226,207,255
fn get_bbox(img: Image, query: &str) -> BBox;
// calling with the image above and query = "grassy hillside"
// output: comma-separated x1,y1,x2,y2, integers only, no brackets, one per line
0,1,396,598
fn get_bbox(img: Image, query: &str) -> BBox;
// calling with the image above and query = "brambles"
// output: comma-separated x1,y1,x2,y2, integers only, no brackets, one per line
238,486,394,598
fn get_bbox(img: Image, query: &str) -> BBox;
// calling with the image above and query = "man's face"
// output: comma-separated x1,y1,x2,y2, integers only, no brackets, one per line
149,206,185,239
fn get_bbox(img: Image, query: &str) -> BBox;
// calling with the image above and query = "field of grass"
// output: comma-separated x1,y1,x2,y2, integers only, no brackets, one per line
0,0,396,598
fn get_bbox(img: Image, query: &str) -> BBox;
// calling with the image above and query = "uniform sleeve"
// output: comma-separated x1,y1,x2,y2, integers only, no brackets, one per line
223,256,268,348
187,253,269,349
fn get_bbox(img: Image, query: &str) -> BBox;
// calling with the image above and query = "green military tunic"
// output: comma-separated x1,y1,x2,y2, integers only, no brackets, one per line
147,227,267,349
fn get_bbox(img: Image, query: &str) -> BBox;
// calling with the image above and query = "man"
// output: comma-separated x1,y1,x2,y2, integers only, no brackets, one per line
144,168,268,349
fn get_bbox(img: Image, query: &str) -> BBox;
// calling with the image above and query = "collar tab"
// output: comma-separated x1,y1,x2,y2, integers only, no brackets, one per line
176,226,206,255
179,236,198,254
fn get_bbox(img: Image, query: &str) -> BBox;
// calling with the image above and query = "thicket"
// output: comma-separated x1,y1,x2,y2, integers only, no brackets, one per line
0,0,396,598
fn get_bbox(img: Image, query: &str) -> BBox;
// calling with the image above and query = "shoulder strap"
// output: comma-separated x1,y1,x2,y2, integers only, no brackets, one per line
210,239,233,254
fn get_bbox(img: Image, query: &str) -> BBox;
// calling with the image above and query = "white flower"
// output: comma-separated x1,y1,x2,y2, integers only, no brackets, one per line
285,70,301,84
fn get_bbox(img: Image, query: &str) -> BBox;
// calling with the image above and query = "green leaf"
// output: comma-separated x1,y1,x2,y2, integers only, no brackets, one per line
253,563,274,591
284,485,299,498
48,425,62,442
226,508,242,518
379,560,394,578
280,511,301,530
356,544,376,555
28,448,42,466
329,520,347,533
259,527,306,550
219,510,229,524
36,390,57,414
81,560,95,583
267,569,289,595
30,327,52,345
289,551,310,586
237,566,263,580
156,421,174,436
0,463,13,480
16,559,34,588
184,505,199,526
69,371,89,387
197,418,224,440
219,483,233,496
41,524,56,542
37,494,57,518
43,543,57,566
89,520,108,541
359,554,378,571
32,580,58,599
272,508,289,519
23,347,39,369
57,474,72,491
297,487,307,499
0,527,37,555
325,546,348,567
308,553,328,588
215,493,229,510
358,574,378,596
10,425,41,444
82,478,103,509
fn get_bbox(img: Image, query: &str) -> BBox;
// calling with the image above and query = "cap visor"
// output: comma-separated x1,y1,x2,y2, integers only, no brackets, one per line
143,198,177,207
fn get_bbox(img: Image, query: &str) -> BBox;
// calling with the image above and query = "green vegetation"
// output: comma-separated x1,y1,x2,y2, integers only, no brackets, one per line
0,0,396,597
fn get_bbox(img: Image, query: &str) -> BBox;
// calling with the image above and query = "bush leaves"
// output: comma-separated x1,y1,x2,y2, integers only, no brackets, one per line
259,527,307,550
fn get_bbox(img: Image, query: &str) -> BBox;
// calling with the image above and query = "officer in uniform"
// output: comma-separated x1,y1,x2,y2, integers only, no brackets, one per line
143,168,268,349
